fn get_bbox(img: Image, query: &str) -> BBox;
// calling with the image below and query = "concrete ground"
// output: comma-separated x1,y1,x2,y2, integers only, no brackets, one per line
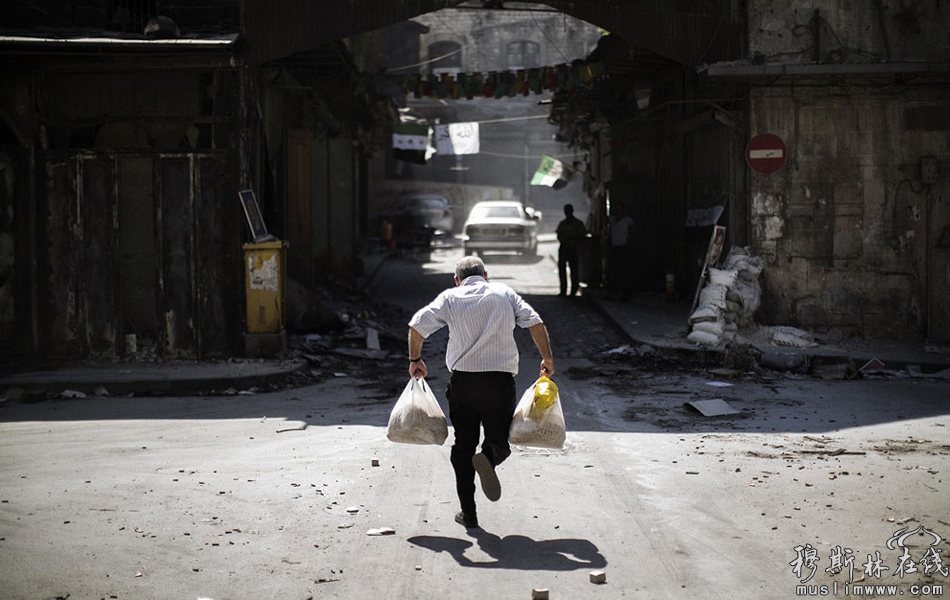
1,359,948,600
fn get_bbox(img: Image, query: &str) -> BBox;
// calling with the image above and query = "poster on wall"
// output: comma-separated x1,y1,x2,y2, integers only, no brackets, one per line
689,225,728,315
239,190,276,243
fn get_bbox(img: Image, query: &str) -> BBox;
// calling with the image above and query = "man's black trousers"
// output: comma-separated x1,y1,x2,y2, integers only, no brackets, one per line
445,370,517,515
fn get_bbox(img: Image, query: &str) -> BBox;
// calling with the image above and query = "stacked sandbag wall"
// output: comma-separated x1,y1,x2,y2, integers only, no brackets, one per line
687,247,765,348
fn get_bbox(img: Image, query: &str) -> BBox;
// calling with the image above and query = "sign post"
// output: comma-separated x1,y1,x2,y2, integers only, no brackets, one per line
689,225,728,318
746,133,787,173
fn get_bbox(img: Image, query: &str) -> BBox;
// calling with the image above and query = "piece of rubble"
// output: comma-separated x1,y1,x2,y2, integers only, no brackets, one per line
685,399,740,417
531,589,549,599
590,570,607,584
366,327,380,351
758,351,806,372
813,362,851,380
332,347,389,360
860,358,886,373
366,527,395,536
771,327,817,348
707,368,741,377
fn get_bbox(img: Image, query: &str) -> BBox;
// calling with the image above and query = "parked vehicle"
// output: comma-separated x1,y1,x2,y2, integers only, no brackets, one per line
394,194,454,247
462,200,541,257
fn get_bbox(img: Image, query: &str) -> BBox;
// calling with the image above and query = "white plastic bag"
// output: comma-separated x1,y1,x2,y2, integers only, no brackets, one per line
509,378,566,449
386,378,448,445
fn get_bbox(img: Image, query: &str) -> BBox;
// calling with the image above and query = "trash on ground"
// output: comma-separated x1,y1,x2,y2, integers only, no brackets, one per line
758,351,807,372
771,326,817,348
366,527,395,536
860,358,886,373
365,327,380,351
276,424,307,433
685,399,740,417
707,368,741,377
331,347,388,360
812,357,857,380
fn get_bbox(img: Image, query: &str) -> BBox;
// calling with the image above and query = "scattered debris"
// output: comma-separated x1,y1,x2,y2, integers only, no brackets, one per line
590,570,607,584
707,368,741,377
757,351,807,372
366,527,395,536
860,358,886,373
796,449,866,456
811,357,857,380
532,589,550,600
771,327,817,349
685,399,740,417
276,424,308,433
331,347,389,360
366,327,380,351
59,390,86,399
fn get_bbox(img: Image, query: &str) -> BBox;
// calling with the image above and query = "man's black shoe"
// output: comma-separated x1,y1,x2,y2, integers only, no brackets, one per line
472,452,501,501
455,511,479,528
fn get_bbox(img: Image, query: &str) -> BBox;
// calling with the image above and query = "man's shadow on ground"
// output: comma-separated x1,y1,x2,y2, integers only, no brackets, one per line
407,529,607,570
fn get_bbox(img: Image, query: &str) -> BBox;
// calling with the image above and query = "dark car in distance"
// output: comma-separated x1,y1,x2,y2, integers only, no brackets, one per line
394,194,455,247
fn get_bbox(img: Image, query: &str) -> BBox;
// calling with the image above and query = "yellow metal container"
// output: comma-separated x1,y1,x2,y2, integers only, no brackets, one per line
243,241,287,334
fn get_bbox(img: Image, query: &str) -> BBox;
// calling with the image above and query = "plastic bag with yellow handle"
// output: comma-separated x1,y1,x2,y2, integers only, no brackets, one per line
509,377,566,449
532,375,558,413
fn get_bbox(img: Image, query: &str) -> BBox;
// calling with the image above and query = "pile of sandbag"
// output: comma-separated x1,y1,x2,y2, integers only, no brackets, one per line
688,247,765,347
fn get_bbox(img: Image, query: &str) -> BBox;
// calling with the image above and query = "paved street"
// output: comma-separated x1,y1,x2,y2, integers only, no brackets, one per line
2,239,949,600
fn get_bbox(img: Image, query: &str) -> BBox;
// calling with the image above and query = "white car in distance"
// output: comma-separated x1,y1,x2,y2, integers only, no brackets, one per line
462,200,541,257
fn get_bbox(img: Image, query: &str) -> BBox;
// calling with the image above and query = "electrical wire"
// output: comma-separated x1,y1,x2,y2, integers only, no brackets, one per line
386,47,464,72
530,10,571,64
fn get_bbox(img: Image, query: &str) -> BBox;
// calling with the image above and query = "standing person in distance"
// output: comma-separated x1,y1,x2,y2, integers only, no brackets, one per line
608,202,635,301
407,256,555,529
555,203,588,297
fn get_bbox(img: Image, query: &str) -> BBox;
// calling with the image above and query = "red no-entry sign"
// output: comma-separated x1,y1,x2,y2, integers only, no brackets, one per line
746,133,787,173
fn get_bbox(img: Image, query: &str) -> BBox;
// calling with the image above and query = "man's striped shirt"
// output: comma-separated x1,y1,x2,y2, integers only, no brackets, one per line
409,275,543,374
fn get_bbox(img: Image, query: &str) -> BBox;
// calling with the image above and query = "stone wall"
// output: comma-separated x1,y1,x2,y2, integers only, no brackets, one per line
744,0,950,341
411,8,603,73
